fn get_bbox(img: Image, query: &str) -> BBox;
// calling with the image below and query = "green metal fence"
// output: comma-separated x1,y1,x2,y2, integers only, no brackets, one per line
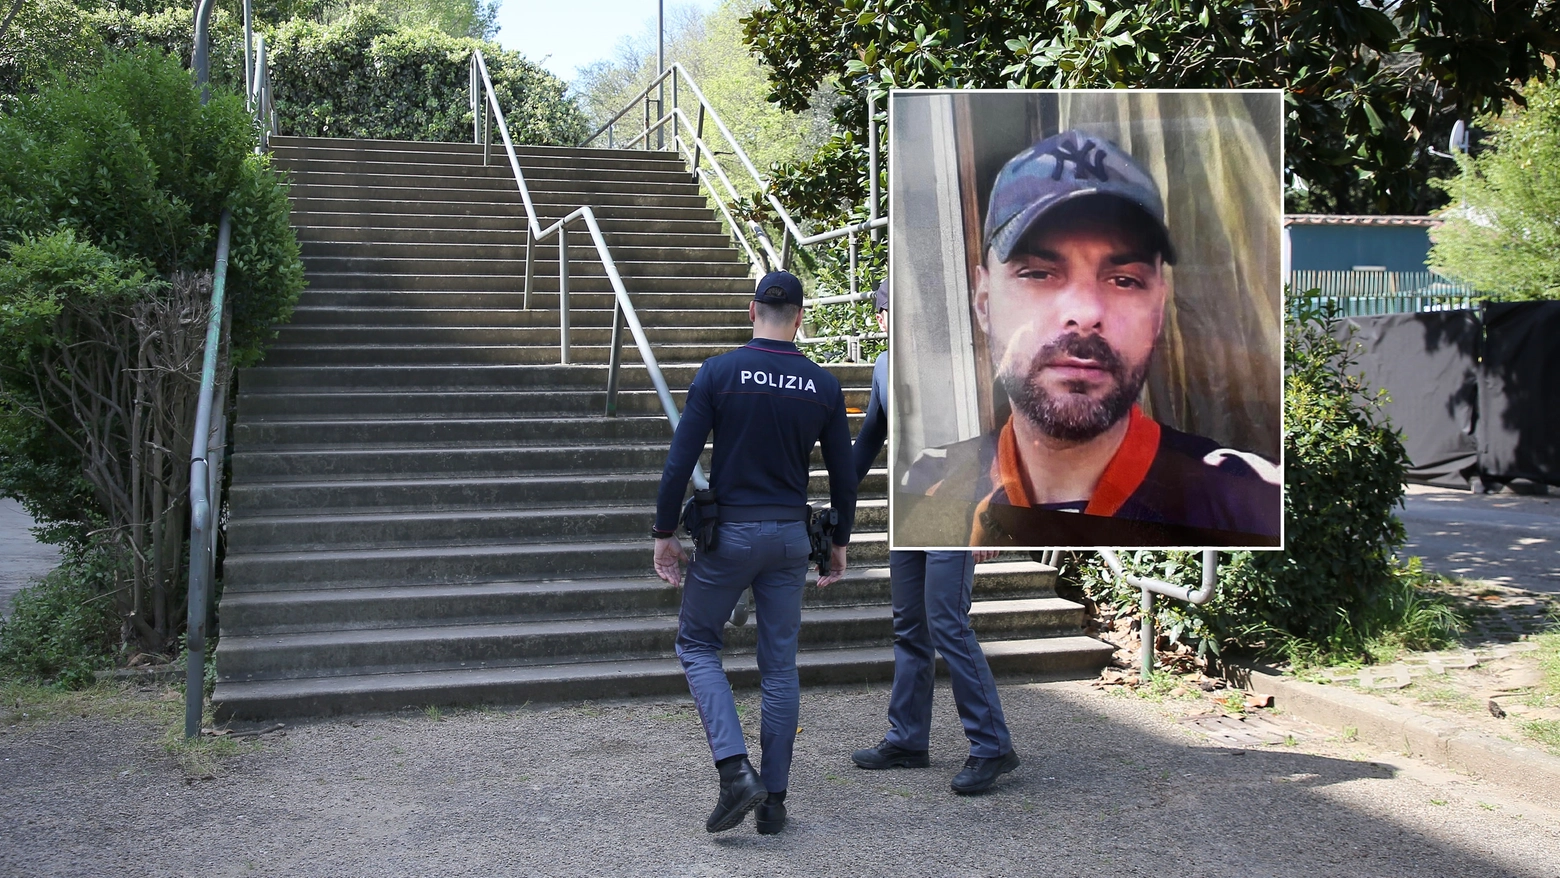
1289,270,1479,317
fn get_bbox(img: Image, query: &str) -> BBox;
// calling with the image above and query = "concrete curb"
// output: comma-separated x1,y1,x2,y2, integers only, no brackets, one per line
1230,664,1560,802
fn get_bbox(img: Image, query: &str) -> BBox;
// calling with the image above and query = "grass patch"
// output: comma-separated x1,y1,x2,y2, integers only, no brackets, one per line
1407,685,1481,713
1279,569,1465,670
1520,719,1560,755
0,678,177,726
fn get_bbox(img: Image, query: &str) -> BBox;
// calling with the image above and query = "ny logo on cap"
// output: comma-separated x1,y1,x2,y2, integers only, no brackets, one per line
1045,139,1109,182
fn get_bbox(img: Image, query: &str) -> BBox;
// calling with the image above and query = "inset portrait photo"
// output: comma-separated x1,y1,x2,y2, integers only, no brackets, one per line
888,90,1284,550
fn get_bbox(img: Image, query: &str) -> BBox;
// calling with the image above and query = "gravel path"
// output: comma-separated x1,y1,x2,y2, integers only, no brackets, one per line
0,498,59,618
1400,484,1560,593
3,680,1557,877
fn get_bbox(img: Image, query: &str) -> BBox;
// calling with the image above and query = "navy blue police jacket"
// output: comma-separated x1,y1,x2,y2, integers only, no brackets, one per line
655,337,858,545
852,352,889,485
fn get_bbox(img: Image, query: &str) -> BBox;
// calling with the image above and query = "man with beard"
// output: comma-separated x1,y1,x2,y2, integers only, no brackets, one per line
901,130,1281,546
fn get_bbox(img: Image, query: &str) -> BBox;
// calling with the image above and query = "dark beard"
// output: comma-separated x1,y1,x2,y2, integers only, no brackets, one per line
999,332,1149,442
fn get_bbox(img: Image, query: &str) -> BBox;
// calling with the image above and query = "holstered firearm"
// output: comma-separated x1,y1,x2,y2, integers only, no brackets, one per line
681,488,720,553
807,506,839,576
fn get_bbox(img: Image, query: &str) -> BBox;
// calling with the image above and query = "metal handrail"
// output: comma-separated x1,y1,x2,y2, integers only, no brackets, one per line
583,64,887,347
469,51,707,491
184,210,233,738
185,5,273,736
1099,549,1220,681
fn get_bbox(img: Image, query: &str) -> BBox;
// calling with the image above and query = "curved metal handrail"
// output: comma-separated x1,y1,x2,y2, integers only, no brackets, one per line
582,64,886,353
184,210,233,738
469,51,707,490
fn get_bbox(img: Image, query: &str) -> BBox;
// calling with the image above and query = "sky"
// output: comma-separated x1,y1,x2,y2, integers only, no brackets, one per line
494,0,722,84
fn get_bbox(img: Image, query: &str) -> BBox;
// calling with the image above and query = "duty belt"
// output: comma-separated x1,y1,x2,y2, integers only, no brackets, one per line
717,504,811,523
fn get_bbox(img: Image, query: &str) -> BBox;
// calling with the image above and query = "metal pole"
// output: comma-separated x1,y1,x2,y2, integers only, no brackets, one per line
559,225,571,364
483,99,491,167
868,91,880,242
657,0,664,150
523,237,534,310
1140,586,1155,682
242,0,253,105
690,105,705,183
605,300,624,416
184,210,232,739
192,0,216,103
848,232,858,298
471,56,480,144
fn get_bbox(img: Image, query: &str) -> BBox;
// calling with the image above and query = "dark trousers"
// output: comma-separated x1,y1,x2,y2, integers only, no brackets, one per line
884,550,1012,759
675,520,809,793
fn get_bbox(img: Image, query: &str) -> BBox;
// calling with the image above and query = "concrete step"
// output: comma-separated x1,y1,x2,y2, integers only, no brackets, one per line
225,501,892,552
236,385,870,420
218,560,1053,633
298,240,744,265
291,226,736,250
235,362,874,392
229,432,879,479
283,165,701,190
212,635,1114,719
291,290,755,310
270,135,685,164
227,470,888,516
289,212,724,236
275,153,693,179
295,273,752,293
298,255,750,279
278,306,749,329
289,178,703,204
232,414,681,449
268,324,754,349
214,595,1082,681
256,341,743,367
289,190,710,214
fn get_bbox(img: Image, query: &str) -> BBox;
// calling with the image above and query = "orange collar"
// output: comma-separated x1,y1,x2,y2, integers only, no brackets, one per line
993,404,1161,516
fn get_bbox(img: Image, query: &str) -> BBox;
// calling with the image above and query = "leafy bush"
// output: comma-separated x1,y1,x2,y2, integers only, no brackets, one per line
0,553,124,689
0,47,303,366
1070,300,1453,664
0,48,302,654
269,6,588,145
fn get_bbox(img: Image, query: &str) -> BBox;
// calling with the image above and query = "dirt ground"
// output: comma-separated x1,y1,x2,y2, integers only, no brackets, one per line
3,676,1558,878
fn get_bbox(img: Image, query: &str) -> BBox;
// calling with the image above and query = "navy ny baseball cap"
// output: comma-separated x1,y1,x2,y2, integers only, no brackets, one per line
983,130,1177,266
755,270,805,307
873,280,888,311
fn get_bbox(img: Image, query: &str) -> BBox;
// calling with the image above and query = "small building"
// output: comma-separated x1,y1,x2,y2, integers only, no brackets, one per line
1283,214,1438,274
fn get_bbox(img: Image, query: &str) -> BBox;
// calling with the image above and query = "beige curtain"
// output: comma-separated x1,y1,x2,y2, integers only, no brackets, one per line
1054,91,1283,456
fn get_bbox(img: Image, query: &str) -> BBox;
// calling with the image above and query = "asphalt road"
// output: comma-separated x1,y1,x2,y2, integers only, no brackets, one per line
0,499,59,618
2,681,1557,877
1399,485,1560,593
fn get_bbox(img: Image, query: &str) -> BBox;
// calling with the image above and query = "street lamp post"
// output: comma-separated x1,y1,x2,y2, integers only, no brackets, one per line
656,0,664,150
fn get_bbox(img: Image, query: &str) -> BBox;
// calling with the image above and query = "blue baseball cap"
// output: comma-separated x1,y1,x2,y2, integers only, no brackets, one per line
873,280,888,311
755,270,805,307
983,130,1177,266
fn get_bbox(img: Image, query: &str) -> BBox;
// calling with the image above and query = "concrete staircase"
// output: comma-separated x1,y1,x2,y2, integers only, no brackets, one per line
212,135,1112,718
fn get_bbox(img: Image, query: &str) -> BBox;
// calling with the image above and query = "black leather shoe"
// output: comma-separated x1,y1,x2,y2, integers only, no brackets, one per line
950,751,1020,794
706,758,767,833
851,739,931,770
754,798,786,835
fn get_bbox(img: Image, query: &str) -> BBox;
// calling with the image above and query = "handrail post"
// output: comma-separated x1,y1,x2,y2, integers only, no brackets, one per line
523,236,534,310
848,231,858,299
242,0,253,105
1140,586,1155,682
605,299,624,417
184,210,233,739
470,54,479,145
690,105,705,183
558,224,570,364
483,98,492,167
868,90,880,242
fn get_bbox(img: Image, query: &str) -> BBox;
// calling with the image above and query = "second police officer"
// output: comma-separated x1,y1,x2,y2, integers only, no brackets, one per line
652,270,858,835
849,281,1021,794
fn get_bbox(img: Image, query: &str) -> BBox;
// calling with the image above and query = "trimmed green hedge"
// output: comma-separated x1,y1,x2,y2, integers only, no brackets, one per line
269,6,588,145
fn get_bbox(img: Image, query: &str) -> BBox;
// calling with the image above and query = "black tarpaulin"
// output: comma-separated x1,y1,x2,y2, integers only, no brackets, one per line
1342,311,1481,488
1478,302,1560,488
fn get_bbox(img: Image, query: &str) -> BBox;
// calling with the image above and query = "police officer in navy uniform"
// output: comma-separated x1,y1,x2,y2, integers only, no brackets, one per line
850,281,1021,794
652,270,858,834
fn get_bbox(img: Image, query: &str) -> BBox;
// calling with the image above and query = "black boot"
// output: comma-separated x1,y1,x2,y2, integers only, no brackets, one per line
755,790,786,835
950,751,1020,795
706,755,767,833
851,739,931,770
